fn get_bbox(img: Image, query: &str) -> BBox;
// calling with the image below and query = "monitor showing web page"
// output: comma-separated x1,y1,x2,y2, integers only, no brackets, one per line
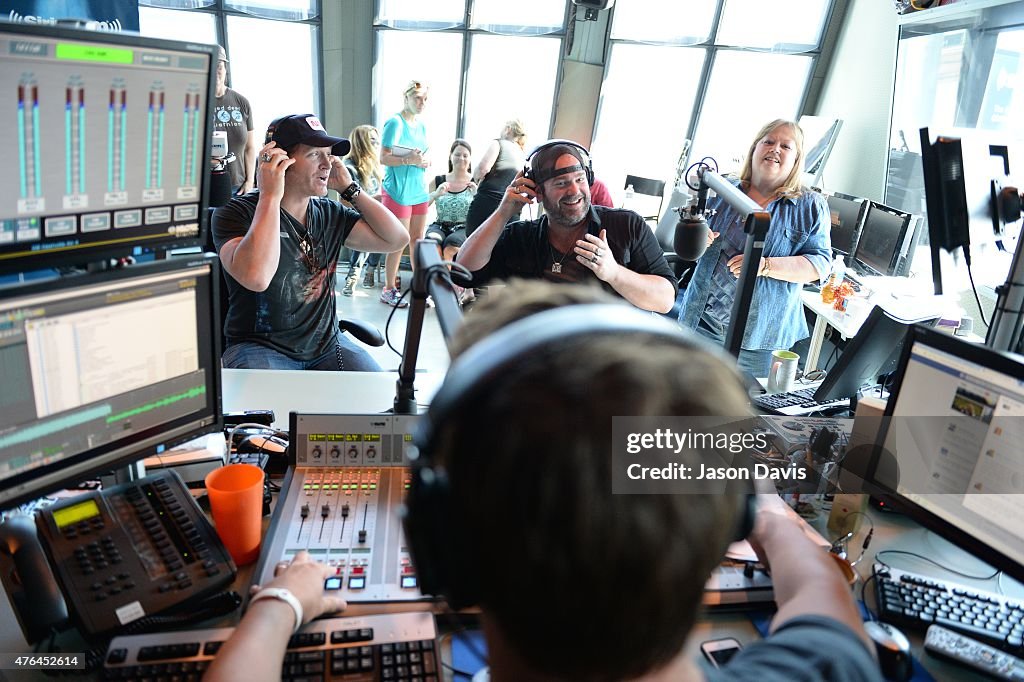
874,327,1024,580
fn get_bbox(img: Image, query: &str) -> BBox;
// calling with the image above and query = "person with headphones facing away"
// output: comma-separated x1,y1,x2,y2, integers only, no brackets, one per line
456,140,678,314
212,114,409,371
207,280,880,682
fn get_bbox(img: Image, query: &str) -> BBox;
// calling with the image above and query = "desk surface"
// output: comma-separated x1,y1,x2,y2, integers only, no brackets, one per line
800,277,958,372
221,368,445,429
2,368,1020,680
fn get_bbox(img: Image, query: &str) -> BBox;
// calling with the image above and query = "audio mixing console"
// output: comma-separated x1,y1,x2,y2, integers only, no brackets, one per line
253,414,429,612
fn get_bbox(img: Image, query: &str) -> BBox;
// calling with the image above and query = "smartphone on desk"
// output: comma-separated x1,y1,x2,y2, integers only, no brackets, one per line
701,637,742,668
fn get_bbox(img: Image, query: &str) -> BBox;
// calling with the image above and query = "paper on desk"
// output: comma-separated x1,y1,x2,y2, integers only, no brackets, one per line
873,288,954,324
724,502,831,562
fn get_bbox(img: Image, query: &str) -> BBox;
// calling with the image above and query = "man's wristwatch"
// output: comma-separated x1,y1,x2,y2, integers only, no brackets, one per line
340,182,362,203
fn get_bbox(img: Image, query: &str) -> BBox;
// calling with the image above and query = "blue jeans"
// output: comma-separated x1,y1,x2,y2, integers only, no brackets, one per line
222,330,381,372
347,250,381,273
694,319,773,379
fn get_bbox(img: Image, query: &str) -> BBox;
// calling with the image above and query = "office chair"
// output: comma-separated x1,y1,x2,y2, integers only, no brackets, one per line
203,207,385,349
623,174,667,223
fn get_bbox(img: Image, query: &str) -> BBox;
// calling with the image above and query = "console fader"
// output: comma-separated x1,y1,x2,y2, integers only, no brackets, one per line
254,413,429,609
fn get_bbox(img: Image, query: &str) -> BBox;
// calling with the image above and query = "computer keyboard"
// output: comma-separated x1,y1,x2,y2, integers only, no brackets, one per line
874,563,1024,656
752,386,850,415
103,611,438,681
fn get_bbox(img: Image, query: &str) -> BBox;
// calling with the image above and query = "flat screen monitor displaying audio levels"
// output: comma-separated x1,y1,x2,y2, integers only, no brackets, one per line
0,23,217,274
0,256,223,511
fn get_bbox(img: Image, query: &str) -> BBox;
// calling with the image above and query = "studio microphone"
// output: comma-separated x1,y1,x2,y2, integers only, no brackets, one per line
673,208,711,261
673,163,713,260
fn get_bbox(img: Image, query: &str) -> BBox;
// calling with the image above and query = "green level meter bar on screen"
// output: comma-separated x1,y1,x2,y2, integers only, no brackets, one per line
56,43,133,64
105,385,206,424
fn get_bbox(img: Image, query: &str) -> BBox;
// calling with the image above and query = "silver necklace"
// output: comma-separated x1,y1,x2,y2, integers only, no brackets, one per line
549,243,572,273
285,214,321,273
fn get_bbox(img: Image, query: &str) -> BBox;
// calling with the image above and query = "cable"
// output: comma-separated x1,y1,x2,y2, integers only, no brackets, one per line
684,158,718,192
860,571,879,621
385,259,467,359
384,287,412,358
875,549,1002,581
963,247,991,328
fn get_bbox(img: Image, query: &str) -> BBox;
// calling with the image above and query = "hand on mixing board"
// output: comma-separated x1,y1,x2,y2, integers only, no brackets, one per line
251,550,346,625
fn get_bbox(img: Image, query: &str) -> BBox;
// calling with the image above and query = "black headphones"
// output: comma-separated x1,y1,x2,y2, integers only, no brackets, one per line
264,116,285,145
523,139,594,186
403,304,756,609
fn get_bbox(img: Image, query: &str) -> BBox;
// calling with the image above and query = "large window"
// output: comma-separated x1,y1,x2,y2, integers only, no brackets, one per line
592,0,832,204
139,0,321,140
373,1,568,180
888,2,1024,334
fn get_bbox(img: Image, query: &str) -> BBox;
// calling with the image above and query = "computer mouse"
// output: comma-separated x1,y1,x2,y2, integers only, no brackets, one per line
864,620,912,681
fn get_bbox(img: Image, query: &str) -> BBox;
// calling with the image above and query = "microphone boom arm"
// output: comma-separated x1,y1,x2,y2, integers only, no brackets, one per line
698,169,772,358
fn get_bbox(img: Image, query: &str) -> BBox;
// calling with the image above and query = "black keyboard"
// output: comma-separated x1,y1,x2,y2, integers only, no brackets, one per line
874,563,1024,656
752,386,849,415
103,611,438,681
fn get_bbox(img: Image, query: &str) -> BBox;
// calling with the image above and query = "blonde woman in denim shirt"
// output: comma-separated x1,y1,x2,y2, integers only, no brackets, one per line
678,119,831,377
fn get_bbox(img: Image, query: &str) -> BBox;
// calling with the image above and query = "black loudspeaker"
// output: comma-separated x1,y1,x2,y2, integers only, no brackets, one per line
523,139,594,186
402,304,756,608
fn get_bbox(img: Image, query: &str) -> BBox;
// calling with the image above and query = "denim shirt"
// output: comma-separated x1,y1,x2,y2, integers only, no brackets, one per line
678,181,831,351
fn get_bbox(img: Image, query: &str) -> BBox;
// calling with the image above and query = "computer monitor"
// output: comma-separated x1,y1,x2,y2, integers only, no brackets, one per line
799,115,842,188
812,305,932,409
851,201,918,277
825,192,866,257
866,326,1024,582
0,22,217,274
0,255,223,510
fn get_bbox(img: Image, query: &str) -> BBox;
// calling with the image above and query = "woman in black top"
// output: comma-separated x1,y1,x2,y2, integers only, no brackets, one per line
465,119,527,236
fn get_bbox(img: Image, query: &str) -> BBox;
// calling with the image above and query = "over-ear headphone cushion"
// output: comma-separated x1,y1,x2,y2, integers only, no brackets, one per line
404,304,755,607
525,139,594,186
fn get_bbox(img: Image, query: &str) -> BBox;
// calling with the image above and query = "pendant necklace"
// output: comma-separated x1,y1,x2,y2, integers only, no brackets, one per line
286,214,321,273
549,243,572,273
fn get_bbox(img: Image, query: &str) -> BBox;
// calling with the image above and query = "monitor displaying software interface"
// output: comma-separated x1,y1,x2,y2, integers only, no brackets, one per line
0,257,221,509
852,201,915,277
0,24,215,273
877,329,1024,580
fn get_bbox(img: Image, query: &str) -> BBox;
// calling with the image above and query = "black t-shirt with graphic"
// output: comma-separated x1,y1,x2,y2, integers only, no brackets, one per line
213,192,359,360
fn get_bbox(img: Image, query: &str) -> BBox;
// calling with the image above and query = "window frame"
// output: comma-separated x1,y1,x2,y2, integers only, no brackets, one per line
371,0,571,142
595,0,840,177
139,0,324,119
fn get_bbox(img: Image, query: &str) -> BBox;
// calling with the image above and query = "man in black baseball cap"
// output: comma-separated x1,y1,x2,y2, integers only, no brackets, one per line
211,113,409,371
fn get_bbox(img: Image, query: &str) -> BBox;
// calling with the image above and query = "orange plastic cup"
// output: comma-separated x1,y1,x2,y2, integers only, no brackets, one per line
204,464,265,566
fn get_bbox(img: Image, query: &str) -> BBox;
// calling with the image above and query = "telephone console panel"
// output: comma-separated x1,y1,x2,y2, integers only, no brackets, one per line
255,413,427,611
35,469,236,637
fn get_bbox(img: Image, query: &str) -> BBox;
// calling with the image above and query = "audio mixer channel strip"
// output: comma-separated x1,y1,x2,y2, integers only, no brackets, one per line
254,413,429,610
